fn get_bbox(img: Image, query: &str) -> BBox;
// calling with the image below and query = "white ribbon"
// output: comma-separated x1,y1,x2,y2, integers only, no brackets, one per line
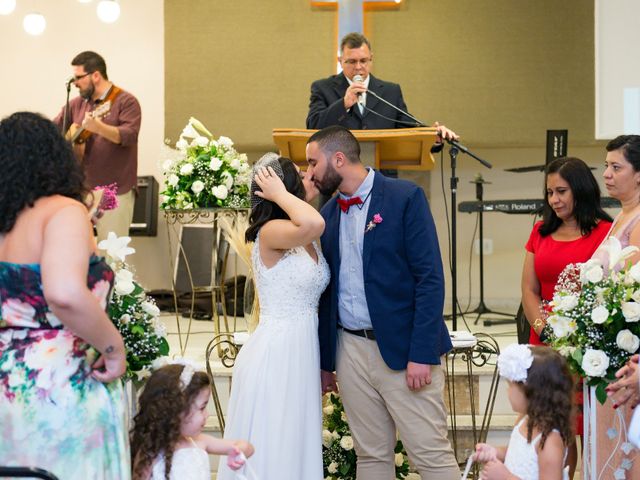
234,453,259,480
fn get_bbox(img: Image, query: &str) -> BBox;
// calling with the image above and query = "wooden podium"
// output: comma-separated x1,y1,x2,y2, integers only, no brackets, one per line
272,127,439,171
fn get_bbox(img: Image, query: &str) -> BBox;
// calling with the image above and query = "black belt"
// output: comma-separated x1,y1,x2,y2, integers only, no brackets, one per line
339,325,376,340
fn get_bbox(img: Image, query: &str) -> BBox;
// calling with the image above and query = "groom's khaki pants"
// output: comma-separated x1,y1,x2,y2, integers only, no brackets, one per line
336,330,460,480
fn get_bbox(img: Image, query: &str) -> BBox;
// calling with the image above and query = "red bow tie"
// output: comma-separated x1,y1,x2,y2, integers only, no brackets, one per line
337,196,363,213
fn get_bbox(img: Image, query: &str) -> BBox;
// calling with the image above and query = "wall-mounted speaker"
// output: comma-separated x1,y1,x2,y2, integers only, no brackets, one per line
129,175,159,236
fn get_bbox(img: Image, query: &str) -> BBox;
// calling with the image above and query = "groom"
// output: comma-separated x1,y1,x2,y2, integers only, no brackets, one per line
306,126,459,480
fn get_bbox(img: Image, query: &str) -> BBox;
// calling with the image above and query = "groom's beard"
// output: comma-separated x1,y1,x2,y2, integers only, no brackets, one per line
315,164,342,197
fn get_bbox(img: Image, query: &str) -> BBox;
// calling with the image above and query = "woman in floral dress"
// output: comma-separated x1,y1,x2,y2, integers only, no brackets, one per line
0,112,129,479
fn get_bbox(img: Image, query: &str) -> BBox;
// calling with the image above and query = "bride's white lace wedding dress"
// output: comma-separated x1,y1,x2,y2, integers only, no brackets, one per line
217,234,330,480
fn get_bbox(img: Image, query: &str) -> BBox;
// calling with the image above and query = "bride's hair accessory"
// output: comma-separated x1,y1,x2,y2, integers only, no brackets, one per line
497,343,534,383
250,152,284,208
151,357,203,391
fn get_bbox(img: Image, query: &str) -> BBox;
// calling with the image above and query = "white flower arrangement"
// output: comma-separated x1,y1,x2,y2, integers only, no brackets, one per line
547,237,640,403
497,344,534,383
98,233,170,382
322,392,410,479
161,117,251,210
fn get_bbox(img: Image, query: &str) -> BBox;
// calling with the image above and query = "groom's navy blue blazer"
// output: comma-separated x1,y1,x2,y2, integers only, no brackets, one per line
318,171,453,372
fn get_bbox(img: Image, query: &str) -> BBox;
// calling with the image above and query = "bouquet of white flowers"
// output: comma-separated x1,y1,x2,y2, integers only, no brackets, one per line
161,117,251,210
547,237,640,403
322,392,410,479
98,233,170,382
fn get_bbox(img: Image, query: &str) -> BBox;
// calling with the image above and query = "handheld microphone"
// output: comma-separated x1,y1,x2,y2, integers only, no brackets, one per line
353,74,365,106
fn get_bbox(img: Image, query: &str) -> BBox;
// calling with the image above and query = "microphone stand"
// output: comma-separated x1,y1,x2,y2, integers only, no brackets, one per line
362,85,495,331
447,139,491,332
61,80,72,136
467,175,515,326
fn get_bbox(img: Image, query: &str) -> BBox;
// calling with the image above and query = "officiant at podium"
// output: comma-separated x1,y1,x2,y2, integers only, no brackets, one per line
306,32,457,148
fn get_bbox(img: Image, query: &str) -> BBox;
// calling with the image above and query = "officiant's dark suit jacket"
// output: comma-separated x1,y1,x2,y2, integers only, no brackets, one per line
306,73,414,130
318,170,453,372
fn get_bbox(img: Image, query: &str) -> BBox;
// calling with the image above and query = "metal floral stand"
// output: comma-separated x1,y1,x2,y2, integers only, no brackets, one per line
163,208,249,356
445,332,500,477
205,333,241,435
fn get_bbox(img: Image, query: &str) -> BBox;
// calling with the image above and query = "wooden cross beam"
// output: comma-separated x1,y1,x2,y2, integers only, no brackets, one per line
311,0,403,69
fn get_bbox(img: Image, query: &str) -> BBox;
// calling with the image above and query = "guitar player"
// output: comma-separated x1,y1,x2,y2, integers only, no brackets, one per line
53,51,141,242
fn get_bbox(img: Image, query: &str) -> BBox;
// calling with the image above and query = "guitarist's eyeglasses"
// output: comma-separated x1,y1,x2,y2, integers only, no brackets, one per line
72,72,92,82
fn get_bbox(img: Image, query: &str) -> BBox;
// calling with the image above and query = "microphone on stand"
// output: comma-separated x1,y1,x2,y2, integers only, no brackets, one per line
66,77,75,87
353,74,365,108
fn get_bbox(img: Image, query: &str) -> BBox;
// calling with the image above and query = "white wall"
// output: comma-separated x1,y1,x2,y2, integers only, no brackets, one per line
595,0,640,138
0,0,168,289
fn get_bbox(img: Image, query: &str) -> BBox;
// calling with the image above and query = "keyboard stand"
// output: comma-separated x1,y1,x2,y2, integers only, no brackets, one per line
468,177,515,326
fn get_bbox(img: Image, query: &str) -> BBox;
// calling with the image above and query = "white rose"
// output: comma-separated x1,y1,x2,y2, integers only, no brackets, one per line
141,301,160,317
554,294,579,312
175,138,188,151
582,349,610,377
222,171,234,190
230,157,241,170
194,136,209,147
327,462,338,474
180,163,194,175
212,185,228,200
120,314,131,325
115,269,135,296
616,329,640,354
591,305,610,324
162,159,174,172
395,452,404,467
322,430,334,447
218,136,234,148
339,436,354,451
622,302,640,322
167,174,180,187
209,157,223,171
331,430,340,440
341,411,347,422
322,405,334,415
632,289,640,304
191,180,205,194
583,263,604,283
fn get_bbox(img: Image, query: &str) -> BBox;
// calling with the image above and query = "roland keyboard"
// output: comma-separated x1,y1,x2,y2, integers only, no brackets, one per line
458,197,620,214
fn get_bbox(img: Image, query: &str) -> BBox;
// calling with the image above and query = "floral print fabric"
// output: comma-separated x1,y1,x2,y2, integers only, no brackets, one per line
0,257,130,479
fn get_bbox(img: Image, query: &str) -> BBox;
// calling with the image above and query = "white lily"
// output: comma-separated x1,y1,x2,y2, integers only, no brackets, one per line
603,236,639,272
189,117,213,138
98,232,135,262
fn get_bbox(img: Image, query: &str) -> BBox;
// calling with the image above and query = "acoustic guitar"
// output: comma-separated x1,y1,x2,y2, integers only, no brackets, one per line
64,101,112,161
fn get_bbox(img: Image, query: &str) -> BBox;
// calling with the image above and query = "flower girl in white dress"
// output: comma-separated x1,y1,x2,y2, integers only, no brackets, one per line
131,362,254,480
473,344,572,480
217,154,329,480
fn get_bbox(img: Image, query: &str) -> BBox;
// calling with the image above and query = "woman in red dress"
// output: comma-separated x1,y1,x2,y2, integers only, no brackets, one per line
521,156,613,478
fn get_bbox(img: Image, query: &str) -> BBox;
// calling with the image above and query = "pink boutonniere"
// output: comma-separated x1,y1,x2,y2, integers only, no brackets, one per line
365,213,383,233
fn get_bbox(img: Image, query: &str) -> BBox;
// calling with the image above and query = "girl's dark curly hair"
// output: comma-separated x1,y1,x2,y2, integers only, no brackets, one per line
539,157,612,237
522,346,574,449
0,112,87,233
245,157,305,242
130,365,211,480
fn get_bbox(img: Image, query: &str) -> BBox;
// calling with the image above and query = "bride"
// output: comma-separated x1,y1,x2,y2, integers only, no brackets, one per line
217,153,329,480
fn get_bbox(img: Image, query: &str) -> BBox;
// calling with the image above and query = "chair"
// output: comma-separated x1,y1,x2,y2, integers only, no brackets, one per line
0,467,59,479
